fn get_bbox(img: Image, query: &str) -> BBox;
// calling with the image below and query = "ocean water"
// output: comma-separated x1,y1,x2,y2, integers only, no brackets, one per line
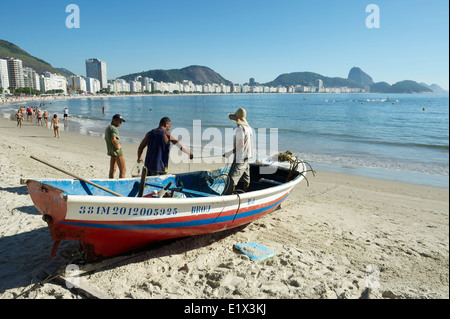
2,93,449,188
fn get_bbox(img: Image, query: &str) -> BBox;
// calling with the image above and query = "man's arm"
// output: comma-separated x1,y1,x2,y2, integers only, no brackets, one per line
137,133,149,162
168,132,193,159
111,135,121,150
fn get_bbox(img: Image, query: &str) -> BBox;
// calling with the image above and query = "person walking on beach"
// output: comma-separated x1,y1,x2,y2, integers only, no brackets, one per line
15,109,23,128
43,110,49,128
50,114,60,138
137,117,193,176
105,114,126,179
64,107,69,121
223,108,253,194
26,107,32,121
37,109,43,126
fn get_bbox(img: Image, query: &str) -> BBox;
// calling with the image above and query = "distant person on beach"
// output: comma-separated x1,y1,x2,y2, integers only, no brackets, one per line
137,117,193,176
37,110,43,126
64,107,68,121
15,109,23,128
50,114,60,138
43,110,49,128
105,114,126,179
26,107,32,121
223,108,253,194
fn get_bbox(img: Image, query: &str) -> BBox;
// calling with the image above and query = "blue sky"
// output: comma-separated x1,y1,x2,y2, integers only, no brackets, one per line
1,0,448,89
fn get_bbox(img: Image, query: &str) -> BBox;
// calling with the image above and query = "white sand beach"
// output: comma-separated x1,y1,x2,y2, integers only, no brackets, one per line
0,115,448,299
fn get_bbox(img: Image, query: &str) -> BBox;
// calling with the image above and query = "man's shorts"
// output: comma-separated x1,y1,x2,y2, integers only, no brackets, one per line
228,160,250,187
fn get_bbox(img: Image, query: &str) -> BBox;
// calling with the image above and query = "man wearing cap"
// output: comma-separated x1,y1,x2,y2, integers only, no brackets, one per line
223,108,253,194
105,114,126,178
137,117,193,176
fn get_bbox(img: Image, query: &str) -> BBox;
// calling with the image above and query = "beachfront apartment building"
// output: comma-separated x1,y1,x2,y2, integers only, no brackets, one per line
86,58,107,89
23,67,41,91
7,57,25,89
129,81,142,93
85,77,101,94
107,79,130,93
136,76,153,92
68,75,87,92
0,59,9,91
316,79,324,93
40,72,67,94
107,79,121,93
231,83,242,93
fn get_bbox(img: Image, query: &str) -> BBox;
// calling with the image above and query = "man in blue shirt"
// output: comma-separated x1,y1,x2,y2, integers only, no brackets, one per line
137,117,193,176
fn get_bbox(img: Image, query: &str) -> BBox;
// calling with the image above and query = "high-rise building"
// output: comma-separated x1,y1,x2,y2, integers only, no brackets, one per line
315,79,324,93
23,67,41,91
85,58,107,89
40,72,67,94
129,80,142,93
7,57,25,89
0,59,9,91
85,77,101,94
139,76,153,92
69,76,87,92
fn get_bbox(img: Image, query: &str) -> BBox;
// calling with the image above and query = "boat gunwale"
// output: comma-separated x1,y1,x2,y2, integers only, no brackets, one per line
21,162,306,205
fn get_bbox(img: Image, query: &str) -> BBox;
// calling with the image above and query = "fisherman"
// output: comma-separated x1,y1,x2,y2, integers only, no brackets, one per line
137,117,193,176
223,108,253,194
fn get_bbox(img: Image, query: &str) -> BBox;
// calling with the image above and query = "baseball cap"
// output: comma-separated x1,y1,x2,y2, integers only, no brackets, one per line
113,114,126,122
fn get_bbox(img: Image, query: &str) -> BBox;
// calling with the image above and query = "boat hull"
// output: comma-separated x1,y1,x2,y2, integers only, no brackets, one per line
23,163,306,260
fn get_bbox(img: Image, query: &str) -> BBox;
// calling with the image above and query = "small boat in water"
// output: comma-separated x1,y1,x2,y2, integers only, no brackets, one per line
21,162,308,260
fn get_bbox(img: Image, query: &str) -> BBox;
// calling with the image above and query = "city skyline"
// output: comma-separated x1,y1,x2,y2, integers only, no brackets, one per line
0,0,448,90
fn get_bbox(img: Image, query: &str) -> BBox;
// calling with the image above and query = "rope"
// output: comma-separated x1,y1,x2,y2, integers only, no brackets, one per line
199,166,231,196
232,190,244,223
13,268,62,299
299,160,316,187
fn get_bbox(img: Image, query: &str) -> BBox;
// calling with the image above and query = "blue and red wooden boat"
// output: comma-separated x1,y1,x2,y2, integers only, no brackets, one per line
21,162,308,260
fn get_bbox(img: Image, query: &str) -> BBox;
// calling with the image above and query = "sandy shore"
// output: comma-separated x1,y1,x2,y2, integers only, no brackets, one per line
0,116,448,300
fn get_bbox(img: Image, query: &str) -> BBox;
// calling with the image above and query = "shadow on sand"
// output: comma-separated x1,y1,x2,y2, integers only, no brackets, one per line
0,221,249,293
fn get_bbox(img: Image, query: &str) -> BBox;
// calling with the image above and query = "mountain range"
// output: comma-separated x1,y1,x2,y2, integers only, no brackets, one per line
0,40,66,76
1,39,447,94
347,67,436,94
119,66,232,85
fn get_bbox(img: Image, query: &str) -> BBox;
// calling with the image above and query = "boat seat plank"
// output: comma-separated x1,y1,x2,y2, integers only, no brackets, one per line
258,178,283,185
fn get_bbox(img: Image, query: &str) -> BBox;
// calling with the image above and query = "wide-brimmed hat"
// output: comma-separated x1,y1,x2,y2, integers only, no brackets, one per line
113,114,126,122
228,108,248,126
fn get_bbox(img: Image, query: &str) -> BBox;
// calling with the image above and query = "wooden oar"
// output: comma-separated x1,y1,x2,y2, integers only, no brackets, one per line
30,156,124,197
138,166,147,197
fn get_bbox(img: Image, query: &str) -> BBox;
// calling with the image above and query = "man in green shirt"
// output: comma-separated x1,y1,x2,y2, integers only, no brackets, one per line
105,114,126,178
